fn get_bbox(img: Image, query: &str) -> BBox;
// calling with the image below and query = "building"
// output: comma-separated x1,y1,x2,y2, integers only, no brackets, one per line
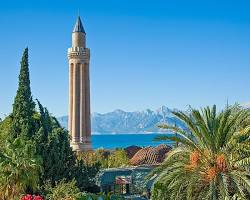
67,16,92,151
97,166,155,199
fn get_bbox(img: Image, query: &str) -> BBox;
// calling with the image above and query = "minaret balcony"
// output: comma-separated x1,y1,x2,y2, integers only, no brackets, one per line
67,47,90,60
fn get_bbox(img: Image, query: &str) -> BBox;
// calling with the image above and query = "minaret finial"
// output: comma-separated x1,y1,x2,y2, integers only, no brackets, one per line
73,16,85,33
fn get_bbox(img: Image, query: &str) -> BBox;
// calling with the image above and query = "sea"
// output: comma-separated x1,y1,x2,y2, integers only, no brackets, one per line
91,133,175,149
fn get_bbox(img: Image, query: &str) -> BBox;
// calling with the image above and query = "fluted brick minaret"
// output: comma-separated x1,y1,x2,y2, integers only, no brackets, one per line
68,16,92,151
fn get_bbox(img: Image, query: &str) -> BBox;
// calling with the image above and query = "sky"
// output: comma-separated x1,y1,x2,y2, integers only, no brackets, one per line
0,0,249,118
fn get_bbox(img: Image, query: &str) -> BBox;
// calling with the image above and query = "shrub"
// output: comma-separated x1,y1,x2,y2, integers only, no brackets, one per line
44,179,82,200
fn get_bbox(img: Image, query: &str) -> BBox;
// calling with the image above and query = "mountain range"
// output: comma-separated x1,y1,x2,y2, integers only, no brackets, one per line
57,106,186,134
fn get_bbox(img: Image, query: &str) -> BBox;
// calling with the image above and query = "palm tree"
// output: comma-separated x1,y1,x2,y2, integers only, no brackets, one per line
149,105,250,200
0,137,42,200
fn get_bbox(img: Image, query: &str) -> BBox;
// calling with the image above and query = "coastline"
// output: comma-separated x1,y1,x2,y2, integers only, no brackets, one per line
91,131,173,135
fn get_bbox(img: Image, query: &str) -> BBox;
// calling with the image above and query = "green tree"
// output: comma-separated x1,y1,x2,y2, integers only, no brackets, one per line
44,127,77,183
107,149,130,168
74,159,100,192
34,100,76,185
11,48,35,139
150,106,250,200
0,137,42,200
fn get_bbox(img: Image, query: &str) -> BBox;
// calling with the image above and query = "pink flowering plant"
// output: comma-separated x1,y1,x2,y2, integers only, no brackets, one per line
21,194,43,200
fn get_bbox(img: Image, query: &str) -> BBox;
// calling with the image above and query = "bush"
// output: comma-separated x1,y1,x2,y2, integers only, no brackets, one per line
0,138,42,199
78,148,130,169
44,179,82,200
79,193,124,200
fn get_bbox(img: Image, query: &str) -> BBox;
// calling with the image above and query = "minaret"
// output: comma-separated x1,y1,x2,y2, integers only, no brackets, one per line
68,16,92,151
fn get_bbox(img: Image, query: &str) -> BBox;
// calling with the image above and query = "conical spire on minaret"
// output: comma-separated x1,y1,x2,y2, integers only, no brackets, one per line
73,16,85,33
71,16,86,47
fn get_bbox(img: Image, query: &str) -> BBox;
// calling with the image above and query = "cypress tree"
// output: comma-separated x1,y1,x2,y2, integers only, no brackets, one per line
11,48,35,138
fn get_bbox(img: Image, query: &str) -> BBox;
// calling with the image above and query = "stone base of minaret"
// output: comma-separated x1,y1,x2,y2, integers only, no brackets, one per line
71,141,92,152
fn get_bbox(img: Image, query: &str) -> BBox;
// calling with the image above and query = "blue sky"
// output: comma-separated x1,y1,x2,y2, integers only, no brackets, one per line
0,0,249,118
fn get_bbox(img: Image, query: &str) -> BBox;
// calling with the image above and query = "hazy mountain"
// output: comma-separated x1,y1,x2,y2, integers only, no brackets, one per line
241,102,250,109
57,106,185,133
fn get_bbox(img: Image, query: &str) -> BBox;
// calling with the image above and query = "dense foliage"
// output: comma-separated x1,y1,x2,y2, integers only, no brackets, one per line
73,159,100,193
78,148,130,169
44,179,82,200
0,48,100,199
0,138,41,200
34,100,77,185
79,193,124,200
0,116,12,146
150,105,250,200
44,179,124,200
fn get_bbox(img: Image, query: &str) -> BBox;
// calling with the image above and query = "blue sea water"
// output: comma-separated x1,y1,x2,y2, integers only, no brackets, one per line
91,133,175,149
